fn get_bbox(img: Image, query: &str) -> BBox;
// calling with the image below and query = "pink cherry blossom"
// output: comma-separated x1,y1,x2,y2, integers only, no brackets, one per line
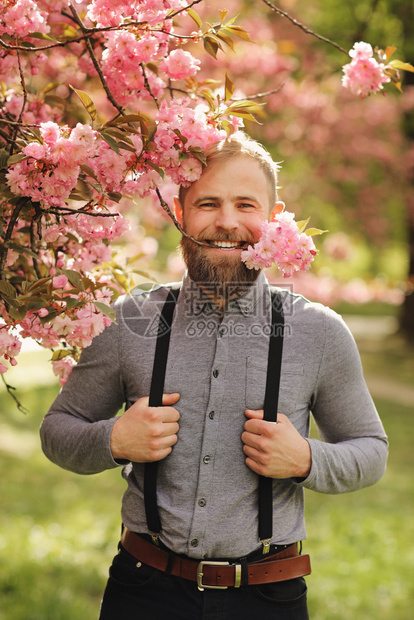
0,329,22,368
342,42,390,98
0,0,49,38
23,142,46,160
52,357,76,385
159,49,201,81
241,211,318,277
52,275,69,289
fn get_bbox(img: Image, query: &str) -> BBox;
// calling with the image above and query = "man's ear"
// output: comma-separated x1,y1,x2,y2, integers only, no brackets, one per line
270,201,285,221
174,196,183,225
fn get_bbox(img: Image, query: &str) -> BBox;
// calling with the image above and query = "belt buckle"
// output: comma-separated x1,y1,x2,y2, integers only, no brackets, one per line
196,560,229,591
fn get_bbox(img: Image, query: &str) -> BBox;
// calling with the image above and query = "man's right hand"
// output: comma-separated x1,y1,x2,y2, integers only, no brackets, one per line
110,393,180,463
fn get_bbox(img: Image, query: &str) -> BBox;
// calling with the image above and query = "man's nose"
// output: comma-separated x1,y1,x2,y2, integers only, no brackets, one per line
214,205,239,231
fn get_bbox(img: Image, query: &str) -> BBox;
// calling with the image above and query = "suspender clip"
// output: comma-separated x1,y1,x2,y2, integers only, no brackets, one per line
151,533,160,546
260,538,271,555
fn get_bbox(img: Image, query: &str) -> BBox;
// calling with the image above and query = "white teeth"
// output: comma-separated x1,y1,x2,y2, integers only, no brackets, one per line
211,241,241,249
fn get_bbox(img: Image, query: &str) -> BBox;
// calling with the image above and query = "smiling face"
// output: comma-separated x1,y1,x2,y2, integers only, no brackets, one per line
175,155,283,290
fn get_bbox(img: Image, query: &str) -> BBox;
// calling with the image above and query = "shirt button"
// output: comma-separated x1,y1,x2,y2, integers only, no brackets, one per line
203,455,211,464
213,369,219,378
208,411,215,420
198,498,206,507
191,539,199,547
218,327,225,338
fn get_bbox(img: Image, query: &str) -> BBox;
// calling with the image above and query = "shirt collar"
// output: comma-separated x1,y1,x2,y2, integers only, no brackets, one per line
181,271,268,317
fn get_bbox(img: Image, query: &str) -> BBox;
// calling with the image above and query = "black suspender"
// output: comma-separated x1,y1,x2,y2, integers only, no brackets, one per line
143,287,284,550
258,293,284,552
144,286,180,539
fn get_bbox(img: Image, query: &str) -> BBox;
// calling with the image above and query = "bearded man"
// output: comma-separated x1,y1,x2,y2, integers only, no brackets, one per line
41,132,388,620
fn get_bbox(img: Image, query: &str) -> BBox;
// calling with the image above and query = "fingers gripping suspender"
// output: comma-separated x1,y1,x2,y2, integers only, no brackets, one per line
144,288,284,549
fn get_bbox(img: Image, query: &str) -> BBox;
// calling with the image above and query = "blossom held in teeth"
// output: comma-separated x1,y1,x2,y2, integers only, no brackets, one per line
241,210,325,277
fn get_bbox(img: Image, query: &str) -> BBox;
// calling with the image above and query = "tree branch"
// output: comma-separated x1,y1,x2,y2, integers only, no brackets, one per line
261,0,349,56
0,198,27,278
155,188,222,248
140,63,160,109
1,375,28,414
68,2,125,116
232,84,285,101
167,0,204,20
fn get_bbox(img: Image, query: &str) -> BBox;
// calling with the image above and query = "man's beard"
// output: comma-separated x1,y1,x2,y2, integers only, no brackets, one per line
179,231,260,299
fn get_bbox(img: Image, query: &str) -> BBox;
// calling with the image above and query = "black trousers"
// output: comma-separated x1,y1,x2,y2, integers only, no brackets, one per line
99,545,309,620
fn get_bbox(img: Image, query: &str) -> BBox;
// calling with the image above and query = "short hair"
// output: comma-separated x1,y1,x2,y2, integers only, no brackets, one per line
178,132,281,208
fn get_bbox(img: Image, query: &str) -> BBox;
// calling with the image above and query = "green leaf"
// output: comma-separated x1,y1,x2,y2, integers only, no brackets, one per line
42,82,62,95
186,7,202,28
200,88,217,112
388,59,414,73
107,192,123,203
125,253,144,265
296,218,310,233
227,111,262,124
68,192,89,201
28,31,58,42
26,301,49,311
304,228,328,236
93,301,116,323
82,276,95,291
7,153,27,166
44,95,67,108
146,160,165,178
219,9,229,22
106,113,152,127
218,119,236,137
61,269,83,290
172,128,189,145
28,277,51,292
0,148,9,170
0,280,17,298
104,128,134,143
215,31,235,52
145,62,159,76
118,141,137,154
224,71,234,102
98,131,119,154
221,25,254,43
203,36,220,59
69,85,97,121
80,164,99,181
51,349,72,361
112,269,129,292
6,242,39,260
7,306,27,321
65,297,82,311
188,148,207,165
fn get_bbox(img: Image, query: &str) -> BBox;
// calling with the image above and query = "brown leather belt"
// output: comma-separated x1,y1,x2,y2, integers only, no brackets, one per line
121,528,311,591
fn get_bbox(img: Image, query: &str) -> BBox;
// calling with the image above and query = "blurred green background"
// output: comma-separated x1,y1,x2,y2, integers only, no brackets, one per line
1,316,413,620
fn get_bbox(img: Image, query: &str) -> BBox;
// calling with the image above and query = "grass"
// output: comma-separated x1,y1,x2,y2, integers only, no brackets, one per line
1,328,413,619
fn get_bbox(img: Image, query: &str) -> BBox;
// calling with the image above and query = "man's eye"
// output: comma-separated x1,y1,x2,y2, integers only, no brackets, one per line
239,203,255,209
199,202,217,208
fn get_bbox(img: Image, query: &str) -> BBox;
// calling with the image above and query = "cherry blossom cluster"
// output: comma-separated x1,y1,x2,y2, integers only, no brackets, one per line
342,42,390,98
2,0,251,384
241,211,318,278
0,329,22,373
7,122,96,208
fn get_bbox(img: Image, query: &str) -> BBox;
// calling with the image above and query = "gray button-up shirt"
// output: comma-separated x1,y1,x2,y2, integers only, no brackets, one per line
41,272,388,559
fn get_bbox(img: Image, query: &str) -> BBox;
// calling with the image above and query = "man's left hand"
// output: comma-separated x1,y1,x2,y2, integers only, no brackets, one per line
242,410,312,479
